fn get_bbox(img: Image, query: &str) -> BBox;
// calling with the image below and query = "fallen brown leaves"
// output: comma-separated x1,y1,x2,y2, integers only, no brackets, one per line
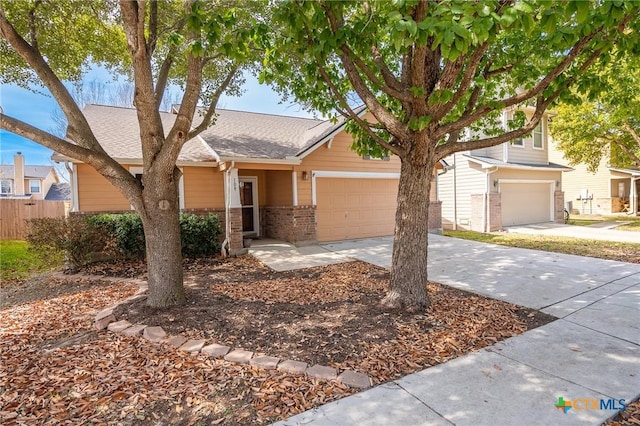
605,398,640,426
1,257,554,425
0,276,354,425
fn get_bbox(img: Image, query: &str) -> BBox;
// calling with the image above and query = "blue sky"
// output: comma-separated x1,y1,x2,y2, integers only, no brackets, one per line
0,65,312,166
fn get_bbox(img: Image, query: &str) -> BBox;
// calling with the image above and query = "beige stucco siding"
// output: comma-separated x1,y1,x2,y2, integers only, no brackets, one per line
77,163,130,211
265,170,293,206
296,130,401,205
183,167,224,209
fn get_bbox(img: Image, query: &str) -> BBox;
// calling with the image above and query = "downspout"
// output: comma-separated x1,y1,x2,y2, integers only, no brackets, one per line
221,161,235,256
453,155,458,230
437,160,454,231
483,167,499,233
64,161,77,212
631,176,640,216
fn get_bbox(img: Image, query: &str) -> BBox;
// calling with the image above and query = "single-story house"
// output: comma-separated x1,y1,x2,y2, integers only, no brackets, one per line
0,152,67,201
54,104,442,253
548,142,640,215
438,110,570,232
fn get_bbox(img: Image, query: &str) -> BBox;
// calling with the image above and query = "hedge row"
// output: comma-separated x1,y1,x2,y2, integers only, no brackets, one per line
26,213,222,269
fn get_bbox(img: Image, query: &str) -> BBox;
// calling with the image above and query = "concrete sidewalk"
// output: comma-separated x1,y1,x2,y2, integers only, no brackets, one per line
249,239,350,271
504,222,640,244
274,235,640,425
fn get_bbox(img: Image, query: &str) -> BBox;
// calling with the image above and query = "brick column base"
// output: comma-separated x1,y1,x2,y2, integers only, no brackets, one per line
262,206,317,245
428,201,442,234
470,193,501,232
228,207,245,255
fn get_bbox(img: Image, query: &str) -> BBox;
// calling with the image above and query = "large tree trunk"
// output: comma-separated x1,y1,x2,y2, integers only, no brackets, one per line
139,167,185,308
382,154,434,311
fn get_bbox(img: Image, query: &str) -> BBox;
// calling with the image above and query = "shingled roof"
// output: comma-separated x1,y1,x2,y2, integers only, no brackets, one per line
74,104,351,162
0,164,54,179
77,105,218,162
196,109,326,159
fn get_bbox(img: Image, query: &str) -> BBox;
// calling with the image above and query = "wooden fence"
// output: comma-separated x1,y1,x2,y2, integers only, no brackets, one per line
0,199,66,240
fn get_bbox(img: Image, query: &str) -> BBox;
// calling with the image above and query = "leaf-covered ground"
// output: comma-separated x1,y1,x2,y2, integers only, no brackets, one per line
604,397,640,426
1,257,554,425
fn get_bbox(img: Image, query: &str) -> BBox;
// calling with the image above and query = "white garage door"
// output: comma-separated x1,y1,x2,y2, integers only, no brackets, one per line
501,182,553,226
316,178,398,242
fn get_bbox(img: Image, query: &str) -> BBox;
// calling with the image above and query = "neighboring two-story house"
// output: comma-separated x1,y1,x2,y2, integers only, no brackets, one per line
548,142,640,216
438,110,570,232
0,152,68,201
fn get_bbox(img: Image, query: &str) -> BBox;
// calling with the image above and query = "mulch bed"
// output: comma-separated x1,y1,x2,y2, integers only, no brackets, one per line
1,255,555,425
604,398,640,426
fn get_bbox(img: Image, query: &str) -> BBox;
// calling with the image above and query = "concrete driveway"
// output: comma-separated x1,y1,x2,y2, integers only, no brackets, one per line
503,222,640,243
323,234,640,317
276,235,640,426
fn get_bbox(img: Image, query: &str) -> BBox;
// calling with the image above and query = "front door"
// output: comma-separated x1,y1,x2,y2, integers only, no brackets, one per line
239,177,259,235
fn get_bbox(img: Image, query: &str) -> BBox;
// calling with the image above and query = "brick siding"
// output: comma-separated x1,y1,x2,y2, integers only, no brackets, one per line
262,205,317,245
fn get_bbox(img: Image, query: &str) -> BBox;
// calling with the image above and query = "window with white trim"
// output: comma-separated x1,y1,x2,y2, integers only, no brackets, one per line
533,121,544,149
29,179,41,193
0,180,12,194
511,137,524,147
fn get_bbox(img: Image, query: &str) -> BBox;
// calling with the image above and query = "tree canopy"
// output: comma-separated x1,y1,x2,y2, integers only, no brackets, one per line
0,0,267,307
551,56,640,172
263,0,640,310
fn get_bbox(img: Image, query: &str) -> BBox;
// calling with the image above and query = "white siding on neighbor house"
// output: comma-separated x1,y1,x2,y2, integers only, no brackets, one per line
439,152,486,230
505,114,549,165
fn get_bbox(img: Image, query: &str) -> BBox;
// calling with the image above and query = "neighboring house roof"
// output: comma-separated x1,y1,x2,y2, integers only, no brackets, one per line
77,105,218,163
463,154,573,171
609,167,640,176
0,164,53,179
45,182,71,201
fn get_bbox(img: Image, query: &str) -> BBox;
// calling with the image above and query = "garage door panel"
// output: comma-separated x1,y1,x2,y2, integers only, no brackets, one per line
316,178,398,242
501,182,552,226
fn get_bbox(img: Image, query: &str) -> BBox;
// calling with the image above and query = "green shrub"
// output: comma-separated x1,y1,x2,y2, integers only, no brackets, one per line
26,215,109,270
26,212,222,267
88,213,145,259
180,213,222,257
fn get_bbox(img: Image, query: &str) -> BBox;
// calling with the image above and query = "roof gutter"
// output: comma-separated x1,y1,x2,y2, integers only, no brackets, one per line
219,156,301,165
51,154,219,167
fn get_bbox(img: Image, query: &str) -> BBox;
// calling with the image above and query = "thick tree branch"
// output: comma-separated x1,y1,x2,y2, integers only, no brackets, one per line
371,44,404,94
313,59,403,156
148,0,158,54
323,2,410,143
1,113,140,197
0,8,108,157
436,95,552,159
120,0,168,169
27,0,42,51
623,121,640,147
163,52,204,162
435,29,603,140
187,64,240,139
431,43,489,121
154,51,175,108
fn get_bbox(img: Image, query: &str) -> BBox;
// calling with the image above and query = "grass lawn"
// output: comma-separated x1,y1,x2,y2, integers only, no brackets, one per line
567,214,640,231
443,231,640,263
0,240,62,285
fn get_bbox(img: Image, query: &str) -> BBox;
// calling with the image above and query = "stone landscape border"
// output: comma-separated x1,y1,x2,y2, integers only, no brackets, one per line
92,276,372,390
